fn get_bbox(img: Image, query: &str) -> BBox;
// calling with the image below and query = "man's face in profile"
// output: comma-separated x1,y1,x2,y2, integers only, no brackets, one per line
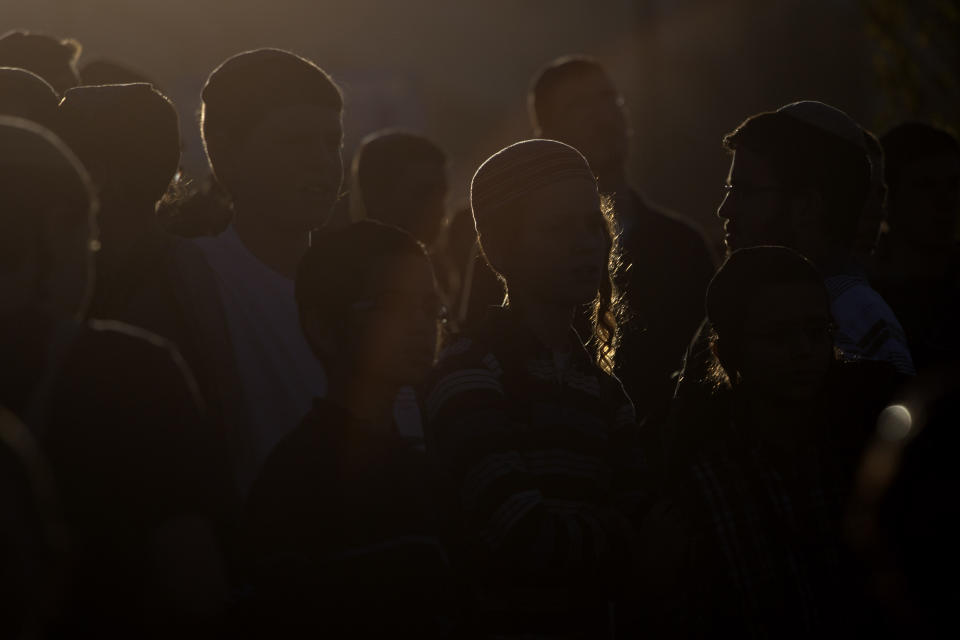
717,148,794,254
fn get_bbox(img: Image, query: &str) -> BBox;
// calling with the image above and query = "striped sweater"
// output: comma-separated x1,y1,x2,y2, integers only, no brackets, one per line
423,307,649,636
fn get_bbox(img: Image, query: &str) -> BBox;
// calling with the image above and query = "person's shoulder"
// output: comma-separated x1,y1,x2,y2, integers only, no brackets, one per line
431,314,509,374
423,325,509,425
67,319,201,400
79,318,182,362
259,409,328,476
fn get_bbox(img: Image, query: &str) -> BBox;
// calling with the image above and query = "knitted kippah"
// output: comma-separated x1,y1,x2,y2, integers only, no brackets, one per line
777,100,865,150
470,139,595,229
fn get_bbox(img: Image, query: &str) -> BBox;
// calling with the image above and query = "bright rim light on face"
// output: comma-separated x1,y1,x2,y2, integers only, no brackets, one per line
877,404,912,442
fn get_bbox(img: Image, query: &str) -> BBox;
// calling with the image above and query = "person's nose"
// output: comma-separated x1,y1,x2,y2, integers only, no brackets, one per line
717,189,736,221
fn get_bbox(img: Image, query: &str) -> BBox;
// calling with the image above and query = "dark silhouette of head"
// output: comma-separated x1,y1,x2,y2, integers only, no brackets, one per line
529,56,629,191
58,83,179,254
0,67,59,132
352,130,447,246
718,101,871,265
79,59,153,87
0,31,80,96
854,128,889,260
201,48,343,232
296,220,439,389
0,116,97,409
471,138,622,372
881,122,960,252
707,246,834,403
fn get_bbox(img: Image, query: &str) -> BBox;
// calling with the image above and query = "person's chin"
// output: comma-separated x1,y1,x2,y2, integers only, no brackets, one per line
724,233,745,253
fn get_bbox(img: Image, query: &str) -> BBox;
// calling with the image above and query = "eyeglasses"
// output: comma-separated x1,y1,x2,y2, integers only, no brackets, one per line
721,182,789,200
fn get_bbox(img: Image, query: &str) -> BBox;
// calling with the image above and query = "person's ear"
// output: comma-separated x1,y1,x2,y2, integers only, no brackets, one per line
478,236,510,281
301,309,338,360
788,188,826,255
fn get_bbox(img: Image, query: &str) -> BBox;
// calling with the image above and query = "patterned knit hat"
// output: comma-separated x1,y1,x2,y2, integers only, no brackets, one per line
470,139,595,233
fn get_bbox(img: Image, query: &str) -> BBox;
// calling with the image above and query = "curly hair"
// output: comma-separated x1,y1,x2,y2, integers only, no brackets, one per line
588,194,627,375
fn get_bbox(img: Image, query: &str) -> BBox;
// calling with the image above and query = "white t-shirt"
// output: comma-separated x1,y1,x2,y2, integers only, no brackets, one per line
193,225,327,493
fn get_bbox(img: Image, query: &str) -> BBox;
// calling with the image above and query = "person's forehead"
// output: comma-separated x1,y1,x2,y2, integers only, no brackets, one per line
729,148,778,183
398,160,446,185
364,253,434,293
551,70,619,110
744,282,829,323
253,103,341,136
521,177,600,217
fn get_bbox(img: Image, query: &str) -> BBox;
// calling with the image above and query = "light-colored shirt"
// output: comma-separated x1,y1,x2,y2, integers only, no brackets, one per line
193,225,326,493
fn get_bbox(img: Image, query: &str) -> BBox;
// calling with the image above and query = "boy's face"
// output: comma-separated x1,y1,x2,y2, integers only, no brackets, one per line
349,253,441,388
718,148,796,254
231,103,343,231
503,177,608,309
737,282,834,403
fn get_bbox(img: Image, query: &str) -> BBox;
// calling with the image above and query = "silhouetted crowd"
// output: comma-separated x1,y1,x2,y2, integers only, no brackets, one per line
1,29,959,639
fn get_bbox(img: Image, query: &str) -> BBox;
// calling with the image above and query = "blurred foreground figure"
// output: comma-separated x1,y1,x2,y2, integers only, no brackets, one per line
530,56,716,430
0,30,80,95
0,117,230,637
873,123,960,370
194,48,343,493
424,140,648,638
847,368,960,637
641,247,894,637
58,83,239,440
0,66,60,131
352,129,448,248
246,221,458,636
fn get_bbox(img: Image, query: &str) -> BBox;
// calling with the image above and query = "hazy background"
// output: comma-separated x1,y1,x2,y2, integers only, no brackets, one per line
5,0,957,244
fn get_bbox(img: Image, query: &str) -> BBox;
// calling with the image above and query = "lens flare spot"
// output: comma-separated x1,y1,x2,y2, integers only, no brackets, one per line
877,404,912,442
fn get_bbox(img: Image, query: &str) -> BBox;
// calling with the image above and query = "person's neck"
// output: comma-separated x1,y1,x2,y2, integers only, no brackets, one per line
325,374,398,433
96,202,163,271
597,169,628,196
508,292,575,353
735,390,817,455
804,243,852,277
234,210,310,279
